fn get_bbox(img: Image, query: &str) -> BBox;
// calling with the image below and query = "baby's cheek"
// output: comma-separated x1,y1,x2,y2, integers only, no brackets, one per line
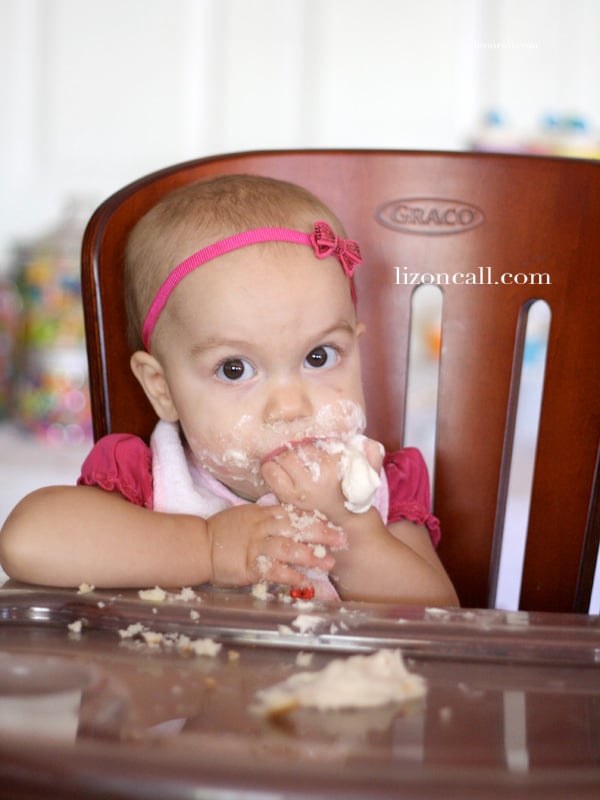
188,431,264,488
313,399,366,438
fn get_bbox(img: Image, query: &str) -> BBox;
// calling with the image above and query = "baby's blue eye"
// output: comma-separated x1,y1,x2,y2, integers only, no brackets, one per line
216,358,256,382
304,345,339,369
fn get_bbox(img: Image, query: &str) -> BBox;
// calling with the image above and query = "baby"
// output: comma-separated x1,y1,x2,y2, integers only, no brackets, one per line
0,174,457,606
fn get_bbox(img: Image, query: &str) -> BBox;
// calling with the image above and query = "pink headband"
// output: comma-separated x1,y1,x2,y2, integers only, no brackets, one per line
141,220,362,350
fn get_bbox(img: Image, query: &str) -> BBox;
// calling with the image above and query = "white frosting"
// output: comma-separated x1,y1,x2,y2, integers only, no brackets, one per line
119,623,221,657
339,434,382,513
254,649,426,715
291,614,326,633
138,586,167,603
190,400,367,493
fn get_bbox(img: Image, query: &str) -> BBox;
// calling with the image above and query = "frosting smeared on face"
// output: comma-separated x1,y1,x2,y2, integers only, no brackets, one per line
187,399,366,499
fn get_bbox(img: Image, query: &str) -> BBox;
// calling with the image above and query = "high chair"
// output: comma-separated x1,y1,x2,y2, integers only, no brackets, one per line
80,150,600,613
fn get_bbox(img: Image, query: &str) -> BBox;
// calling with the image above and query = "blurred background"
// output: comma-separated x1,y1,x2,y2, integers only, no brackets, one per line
0,0,598,606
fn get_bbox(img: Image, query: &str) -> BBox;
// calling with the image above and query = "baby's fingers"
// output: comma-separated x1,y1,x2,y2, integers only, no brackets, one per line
364,436,385,472
276,536,335,571
261,446,334,502
266,562,319,590
280,506,347,549
257,536,334,586
261,459,297,502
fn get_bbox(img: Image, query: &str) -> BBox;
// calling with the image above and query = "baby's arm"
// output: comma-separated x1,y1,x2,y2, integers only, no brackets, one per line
0,485,344,589
325,511,458,606
261,442,459,606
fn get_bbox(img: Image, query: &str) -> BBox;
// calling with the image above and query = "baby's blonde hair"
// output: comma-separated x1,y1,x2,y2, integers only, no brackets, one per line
124,174,346,351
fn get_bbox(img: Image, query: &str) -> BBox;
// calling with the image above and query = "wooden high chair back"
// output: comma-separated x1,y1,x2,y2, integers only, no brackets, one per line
81,150,600,612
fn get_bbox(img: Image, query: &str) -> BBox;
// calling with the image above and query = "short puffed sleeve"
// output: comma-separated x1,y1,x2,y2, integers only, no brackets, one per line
77,434,154,509
383,447,441,547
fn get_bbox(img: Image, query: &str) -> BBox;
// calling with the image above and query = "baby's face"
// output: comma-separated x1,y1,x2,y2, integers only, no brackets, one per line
154,242,366,500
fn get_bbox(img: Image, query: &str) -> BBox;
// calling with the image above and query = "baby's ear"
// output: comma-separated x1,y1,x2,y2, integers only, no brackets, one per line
129,351,179,422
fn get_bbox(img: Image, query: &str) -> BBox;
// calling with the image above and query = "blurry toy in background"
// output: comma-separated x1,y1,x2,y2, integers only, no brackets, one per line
12,200,94,445
469,109,600,159
469,109,524,154
0,274,21,419
528,113,600,159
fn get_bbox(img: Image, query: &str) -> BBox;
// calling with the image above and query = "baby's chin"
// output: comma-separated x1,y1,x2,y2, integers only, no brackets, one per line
229,480,271,503
209,464,272,503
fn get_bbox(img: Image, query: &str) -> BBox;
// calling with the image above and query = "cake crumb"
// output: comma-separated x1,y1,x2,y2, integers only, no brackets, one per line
68,619,83,634
142,630,164,647
138,586,167,603
292,599,315,612
251,581,272,600
253,649,426,717
77,582,94,594
292,614,325,634
312,544,327,559
119,622,145,639
278,624,294,635
174,634,192,652
173,587,197,602
118,623,221,659
425,607,450,619
189,638,222,657
296,651,313,667
256,555,271,575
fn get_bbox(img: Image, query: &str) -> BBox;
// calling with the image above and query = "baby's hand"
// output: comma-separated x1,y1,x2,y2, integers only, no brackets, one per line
260,436,384,523
261,441,342,518
206,503,345,589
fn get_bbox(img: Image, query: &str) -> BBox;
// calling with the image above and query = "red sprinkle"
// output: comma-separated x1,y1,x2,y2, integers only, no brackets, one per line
290,586,315,600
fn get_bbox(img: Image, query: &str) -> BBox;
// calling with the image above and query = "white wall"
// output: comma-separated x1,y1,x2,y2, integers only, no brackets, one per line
1,0,599,262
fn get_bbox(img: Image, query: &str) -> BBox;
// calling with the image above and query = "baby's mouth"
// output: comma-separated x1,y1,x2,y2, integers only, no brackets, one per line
215,400,367,477
260,437,325,465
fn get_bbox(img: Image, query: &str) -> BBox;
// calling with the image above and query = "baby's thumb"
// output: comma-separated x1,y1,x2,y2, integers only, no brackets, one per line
363,437,385,473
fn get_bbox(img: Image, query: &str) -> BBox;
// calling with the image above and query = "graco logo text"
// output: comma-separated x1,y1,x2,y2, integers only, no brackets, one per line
376,197,485,235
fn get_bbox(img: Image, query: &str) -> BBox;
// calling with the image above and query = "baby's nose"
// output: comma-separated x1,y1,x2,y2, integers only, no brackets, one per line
264,379,313,424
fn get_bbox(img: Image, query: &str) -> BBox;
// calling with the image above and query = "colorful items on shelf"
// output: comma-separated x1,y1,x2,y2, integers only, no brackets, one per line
529,114,600,159
470,109,600,159
0,278,21,419
11,201,93,445
469,110,524,154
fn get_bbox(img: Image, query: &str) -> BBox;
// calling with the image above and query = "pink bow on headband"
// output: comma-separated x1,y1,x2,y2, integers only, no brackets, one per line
310,221,363,278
